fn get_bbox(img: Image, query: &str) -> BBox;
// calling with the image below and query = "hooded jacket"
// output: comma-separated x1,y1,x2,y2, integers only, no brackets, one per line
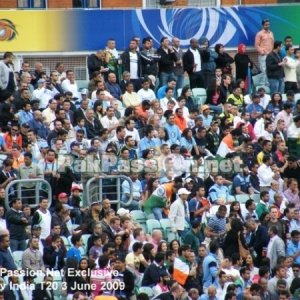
199,37,218,72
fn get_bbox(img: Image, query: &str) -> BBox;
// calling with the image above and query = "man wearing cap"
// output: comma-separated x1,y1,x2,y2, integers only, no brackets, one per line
169,187,190,238
199,105,213,129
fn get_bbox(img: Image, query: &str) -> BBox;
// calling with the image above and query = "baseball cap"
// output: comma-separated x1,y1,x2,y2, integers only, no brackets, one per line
201,105,210,113
37,79,46,84
91,201,101,206
71,185,83,192
58,192,68,199
81,88,88,95
178,188,191,195
63,204,73,210
184,178,194,184
117,208,130,217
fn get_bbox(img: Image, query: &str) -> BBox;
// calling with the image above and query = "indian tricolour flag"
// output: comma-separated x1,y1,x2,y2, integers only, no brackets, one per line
173,257,189,285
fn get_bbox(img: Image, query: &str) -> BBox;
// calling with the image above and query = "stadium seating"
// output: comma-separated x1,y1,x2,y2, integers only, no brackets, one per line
235,194,251,204
12,251,23,268
139,286,154,298
192,88,207,106
146,219,162,234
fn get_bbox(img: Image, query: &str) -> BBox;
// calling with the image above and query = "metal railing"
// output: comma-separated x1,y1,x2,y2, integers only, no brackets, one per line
85,175,133,209
5,179,52,209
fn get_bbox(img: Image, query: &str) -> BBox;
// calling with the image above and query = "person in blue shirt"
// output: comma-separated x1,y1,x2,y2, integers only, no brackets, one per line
156,77,177,100
287,230,300,264
246,93,264,121
66,234,82,262
199,105,213,129
208,175,233,204
138,125,159,157
202,240,219,292
180,128,199,156
164,113,181,145
232,165,253,195
280,35,293,59
16,102,33,126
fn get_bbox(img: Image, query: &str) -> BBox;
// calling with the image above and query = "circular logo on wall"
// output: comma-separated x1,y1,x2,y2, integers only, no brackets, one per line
0,19,18,41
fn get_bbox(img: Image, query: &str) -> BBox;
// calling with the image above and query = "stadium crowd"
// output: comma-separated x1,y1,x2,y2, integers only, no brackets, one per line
0,18,300,300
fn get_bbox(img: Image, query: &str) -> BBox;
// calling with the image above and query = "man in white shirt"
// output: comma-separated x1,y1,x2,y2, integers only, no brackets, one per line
0,206,6,231
61,70,81,100
160,87,176,112
254,109,273,139
100,106,120,139
32,79,54,109
182,38,205,89
287,115,300,138
257,155,275,192
42,98,57,125
137,78,156,102
169,188,190,238
125,118,140,144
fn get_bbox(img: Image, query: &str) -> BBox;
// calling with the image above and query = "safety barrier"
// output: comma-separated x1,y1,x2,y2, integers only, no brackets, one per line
85,175,133,209
5,179,52,209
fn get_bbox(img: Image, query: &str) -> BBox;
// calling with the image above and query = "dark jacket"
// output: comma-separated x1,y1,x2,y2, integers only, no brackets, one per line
87,53,105,79
223,230,247,257
32,283,54,300
140,48,159,76
249,224,269,265
43,245,65,270
215,52,234,70
73,108,87,124
121,50,142,78
0,247,17,270
142,263,165,287
5,208,27,240
266,51,285,79
234,53,253,80
51,213,70,237
3,286,24,300
84,118,103,139
183,48,210,75
157,47,177,73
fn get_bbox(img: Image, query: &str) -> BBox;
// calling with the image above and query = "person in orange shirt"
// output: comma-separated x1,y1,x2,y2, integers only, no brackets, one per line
174,107,187,132
11,144,24,170
135,100,151,126
163,176,183,216
4,123,22,150
254,19,274,86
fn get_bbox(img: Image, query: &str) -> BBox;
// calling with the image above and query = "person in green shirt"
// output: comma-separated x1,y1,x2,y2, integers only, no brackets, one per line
256,191,270,219
183,220,201,254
